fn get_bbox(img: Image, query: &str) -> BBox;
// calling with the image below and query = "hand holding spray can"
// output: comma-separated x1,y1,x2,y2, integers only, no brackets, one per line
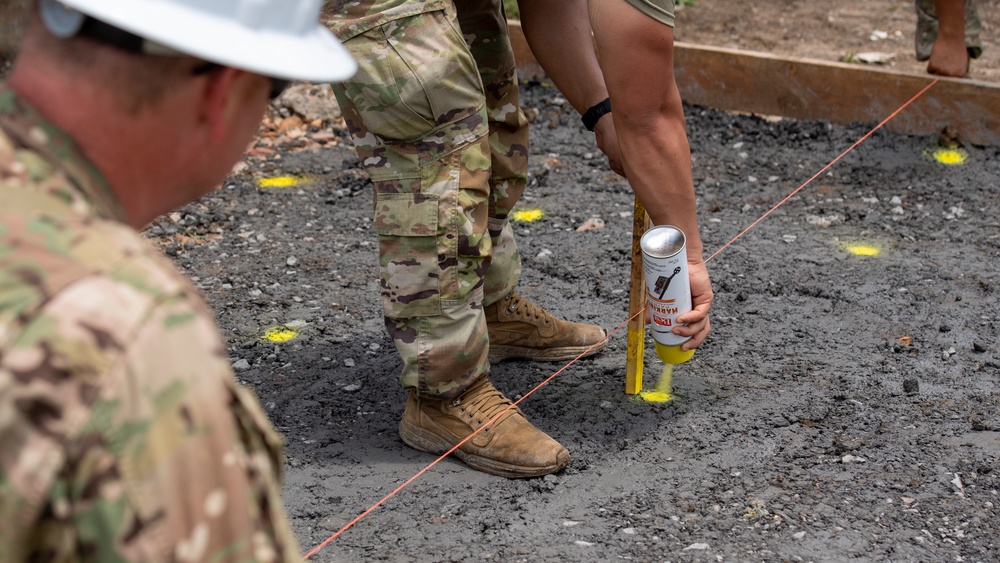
640,225,695,365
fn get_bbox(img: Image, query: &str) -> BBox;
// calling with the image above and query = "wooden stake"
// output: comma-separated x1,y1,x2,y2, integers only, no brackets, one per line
626,197,649,395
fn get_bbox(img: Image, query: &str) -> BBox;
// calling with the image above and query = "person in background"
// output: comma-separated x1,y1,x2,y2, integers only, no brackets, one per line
0,0,355,559
518,0,712,351
915,0,983,77
324,0,610,479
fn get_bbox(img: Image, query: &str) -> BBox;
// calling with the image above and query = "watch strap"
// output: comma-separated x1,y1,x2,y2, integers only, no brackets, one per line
582,97,612,131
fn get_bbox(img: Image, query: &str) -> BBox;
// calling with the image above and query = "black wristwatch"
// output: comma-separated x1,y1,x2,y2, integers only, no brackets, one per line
581,97,612,131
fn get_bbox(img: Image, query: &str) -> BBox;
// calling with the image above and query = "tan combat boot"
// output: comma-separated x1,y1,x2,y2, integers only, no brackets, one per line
398,377,570,478
485,290,607,363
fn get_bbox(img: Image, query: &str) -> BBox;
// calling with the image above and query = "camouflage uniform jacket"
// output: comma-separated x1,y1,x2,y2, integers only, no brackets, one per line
0,85,301,561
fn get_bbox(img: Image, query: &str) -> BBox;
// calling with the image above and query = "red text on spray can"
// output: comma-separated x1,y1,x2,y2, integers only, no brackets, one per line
640,225,695,364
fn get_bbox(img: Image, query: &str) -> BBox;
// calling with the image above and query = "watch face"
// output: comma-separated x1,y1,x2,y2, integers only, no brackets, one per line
39,0,86,38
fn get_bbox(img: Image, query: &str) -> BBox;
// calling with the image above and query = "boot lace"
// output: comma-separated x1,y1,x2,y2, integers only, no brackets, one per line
503,291,552,325
452,380,520,431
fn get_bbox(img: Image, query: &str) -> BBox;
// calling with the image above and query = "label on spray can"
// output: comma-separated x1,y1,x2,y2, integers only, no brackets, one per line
640,225,691,347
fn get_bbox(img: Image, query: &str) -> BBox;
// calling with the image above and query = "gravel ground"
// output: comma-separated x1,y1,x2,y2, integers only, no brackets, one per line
148,82,1000,562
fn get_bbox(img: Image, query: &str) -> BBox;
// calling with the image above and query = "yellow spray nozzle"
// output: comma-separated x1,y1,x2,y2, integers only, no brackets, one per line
655,342,695,365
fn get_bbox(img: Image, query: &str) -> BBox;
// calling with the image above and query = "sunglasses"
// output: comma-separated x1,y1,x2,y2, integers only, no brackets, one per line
192,62,290,101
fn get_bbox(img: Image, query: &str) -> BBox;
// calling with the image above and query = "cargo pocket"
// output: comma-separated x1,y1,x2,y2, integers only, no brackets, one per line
336,8,483,143
338,28,436,142
373,192,445,318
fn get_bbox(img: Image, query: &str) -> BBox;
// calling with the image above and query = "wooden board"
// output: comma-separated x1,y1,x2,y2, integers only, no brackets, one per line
508,21,1000,146
673,42,1000,147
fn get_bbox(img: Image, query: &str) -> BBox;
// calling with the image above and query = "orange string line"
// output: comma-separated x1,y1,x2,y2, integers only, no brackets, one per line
706,78,940,264
304,78,938,560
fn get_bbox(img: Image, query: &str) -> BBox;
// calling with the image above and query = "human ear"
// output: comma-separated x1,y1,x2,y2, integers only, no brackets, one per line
197,66,256,143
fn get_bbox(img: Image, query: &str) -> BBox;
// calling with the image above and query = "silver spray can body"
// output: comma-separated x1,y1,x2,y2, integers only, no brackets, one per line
640,225,691,347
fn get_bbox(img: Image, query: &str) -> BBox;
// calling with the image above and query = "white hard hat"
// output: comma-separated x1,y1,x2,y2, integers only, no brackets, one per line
38,0,356,83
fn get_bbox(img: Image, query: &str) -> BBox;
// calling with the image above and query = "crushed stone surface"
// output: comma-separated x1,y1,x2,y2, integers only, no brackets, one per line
148,83,1000,562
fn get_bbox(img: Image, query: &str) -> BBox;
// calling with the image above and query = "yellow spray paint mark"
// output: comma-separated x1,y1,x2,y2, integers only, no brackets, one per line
258,176,305,189
511,209,545,222
931,148,968,166
843,243,881,257
640,364,674,403
262,326,299,343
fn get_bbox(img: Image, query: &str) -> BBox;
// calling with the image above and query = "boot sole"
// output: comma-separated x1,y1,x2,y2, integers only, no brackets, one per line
488,334,609,364
399,420,570,479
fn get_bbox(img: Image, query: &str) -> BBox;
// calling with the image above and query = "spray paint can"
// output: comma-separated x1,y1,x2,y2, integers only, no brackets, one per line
640,225,695,365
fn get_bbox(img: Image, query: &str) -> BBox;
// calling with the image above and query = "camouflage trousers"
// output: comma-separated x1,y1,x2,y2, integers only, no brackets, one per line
331,0,528,399
914,0,983,61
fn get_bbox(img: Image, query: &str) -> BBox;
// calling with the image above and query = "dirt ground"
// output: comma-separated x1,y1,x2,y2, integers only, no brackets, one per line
675,0,1000,83
138,1,1000,561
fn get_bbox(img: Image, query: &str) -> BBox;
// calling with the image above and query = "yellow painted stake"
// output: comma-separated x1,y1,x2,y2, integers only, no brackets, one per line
626,197,649,395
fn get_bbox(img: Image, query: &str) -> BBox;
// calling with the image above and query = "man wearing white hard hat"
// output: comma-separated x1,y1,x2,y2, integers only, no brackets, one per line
0,0,354,560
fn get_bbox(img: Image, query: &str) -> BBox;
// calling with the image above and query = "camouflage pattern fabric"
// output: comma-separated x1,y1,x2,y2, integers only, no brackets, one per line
915,0,983,61
0,85,300,562
327,0,528,399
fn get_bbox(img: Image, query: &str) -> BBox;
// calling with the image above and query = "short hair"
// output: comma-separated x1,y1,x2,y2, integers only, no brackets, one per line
0,0,27,55
20,1,194,115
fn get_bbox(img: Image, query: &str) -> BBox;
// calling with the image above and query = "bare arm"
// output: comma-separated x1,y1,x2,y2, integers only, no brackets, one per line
588,0,712,350
517,0,624,175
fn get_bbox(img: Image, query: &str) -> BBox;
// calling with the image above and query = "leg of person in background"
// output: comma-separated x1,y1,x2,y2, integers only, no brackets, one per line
330,0,604,478
456,0,608,365
915,0,984,77
927,0,969,76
